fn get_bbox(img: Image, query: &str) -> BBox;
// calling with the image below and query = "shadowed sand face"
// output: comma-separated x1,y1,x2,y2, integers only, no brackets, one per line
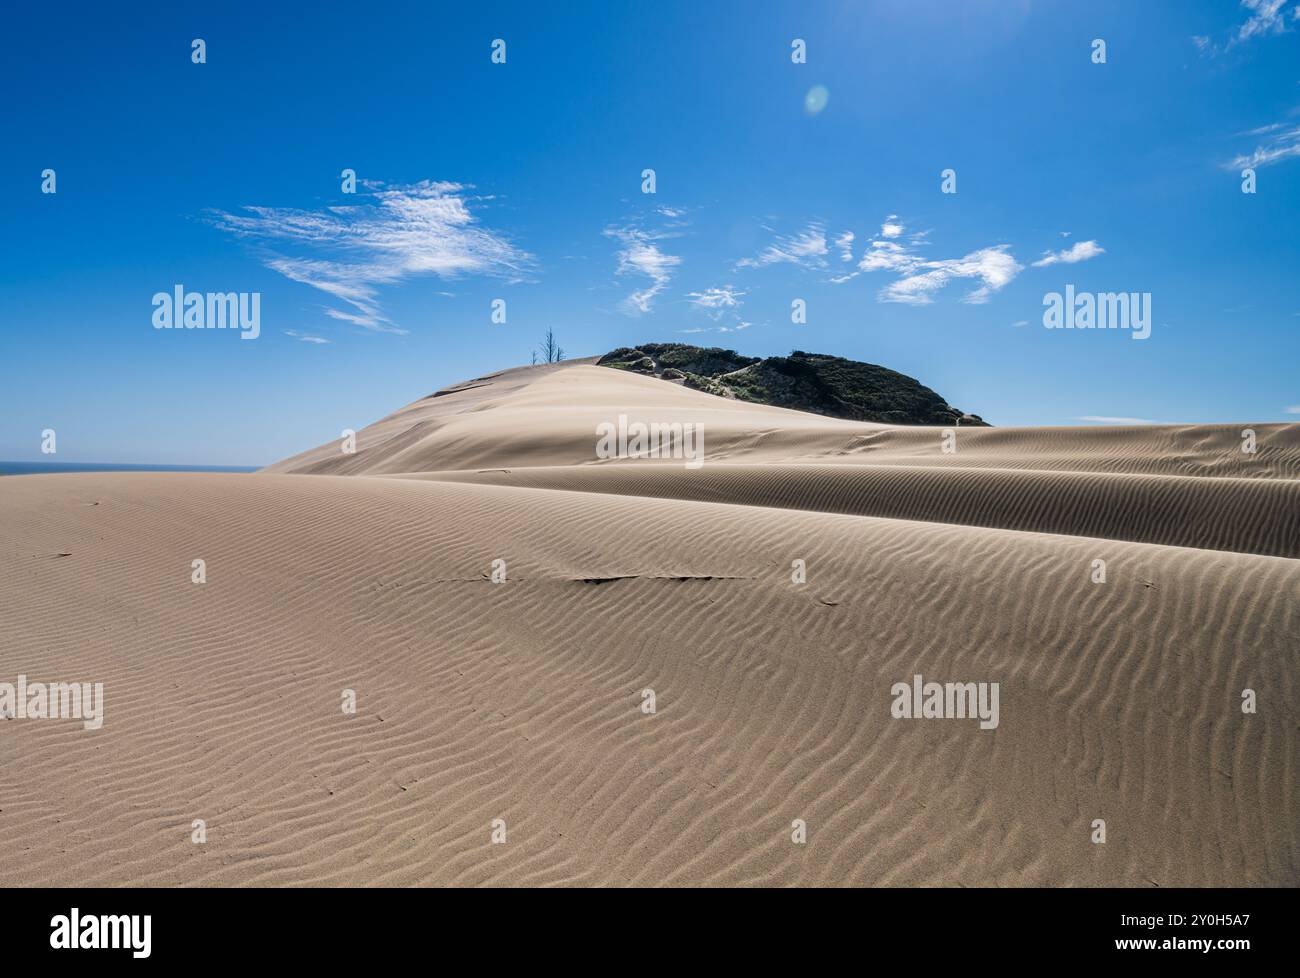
1,363,1296,886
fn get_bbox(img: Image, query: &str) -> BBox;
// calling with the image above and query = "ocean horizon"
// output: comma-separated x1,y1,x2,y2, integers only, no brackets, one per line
0,461,259,476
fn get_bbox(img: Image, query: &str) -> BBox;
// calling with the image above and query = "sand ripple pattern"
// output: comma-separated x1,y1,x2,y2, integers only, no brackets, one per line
1,472,1295,887
415,463,1300,558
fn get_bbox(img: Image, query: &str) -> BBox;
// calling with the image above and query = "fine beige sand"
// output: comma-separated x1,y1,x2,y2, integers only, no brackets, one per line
2,362,1296,886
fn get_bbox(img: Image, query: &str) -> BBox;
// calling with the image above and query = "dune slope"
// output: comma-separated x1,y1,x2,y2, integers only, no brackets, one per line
269,363,1300,557
2,361,1296,886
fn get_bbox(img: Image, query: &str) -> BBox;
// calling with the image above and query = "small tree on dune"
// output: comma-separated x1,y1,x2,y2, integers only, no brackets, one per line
535,327,565,364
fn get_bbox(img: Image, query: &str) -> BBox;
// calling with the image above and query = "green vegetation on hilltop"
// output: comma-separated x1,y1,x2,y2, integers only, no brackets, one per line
596,343,987,426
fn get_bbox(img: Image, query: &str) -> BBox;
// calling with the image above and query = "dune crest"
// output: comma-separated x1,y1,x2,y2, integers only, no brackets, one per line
269,362,1300,557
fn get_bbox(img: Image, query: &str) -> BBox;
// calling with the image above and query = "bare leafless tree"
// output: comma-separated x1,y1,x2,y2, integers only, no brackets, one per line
537,327,565,364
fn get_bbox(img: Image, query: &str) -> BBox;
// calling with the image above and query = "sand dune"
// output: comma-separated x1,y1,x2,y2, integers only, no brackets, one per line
2,362,1296,886
411,463,1300,558
268,363,1300,482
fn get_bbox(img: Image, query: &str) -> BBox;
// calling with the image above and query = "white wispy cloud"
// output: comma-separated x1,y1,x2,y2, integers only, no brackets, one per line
1284,405,1300,414
737,223,829,269
1032,240,1105,267
679,321,753,335
858,239,921,275
1193,0,1297,54
211,180,531,333
844,216,1023,305
834,231,855,262
605,225,681,314
1224,122,1300,169
1237,0,1295,41
284,330,330,344
686,286,746,318
1074,416,1161,425
883,247,1022,305
1240,121,1288,136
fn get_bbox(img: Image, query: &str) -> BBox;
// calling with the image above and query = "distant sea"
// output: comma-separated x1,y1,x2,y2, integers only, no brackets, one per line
0,461,259,476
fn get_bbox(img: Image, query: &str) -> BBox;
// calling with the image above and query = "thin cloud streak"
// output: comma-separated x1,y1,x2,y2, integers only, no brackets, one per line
211,180,532,333
1032,240,1105,267
844,216,1023,305
1224,123,1300,169
687,286,746,318
737,223,830,269
1193,0,1298,54
1075,415,1162,425
605,225,682,314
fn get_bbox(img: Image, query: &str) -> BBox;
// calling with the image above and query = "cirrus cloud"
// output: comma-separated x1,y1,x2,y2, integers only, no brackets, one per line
1193,0,1298,54
604,225,682,315
211,180,532,334
1223,122,1300,169
1031,240,1105,267
842,216,1023,305
737,223,830,270
1075,416,1162,425
687,286,746,316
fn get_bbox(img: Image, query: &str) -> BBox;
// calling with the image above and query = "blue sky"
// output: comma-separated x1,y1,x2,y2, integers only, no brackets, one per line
3,0,1298,465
